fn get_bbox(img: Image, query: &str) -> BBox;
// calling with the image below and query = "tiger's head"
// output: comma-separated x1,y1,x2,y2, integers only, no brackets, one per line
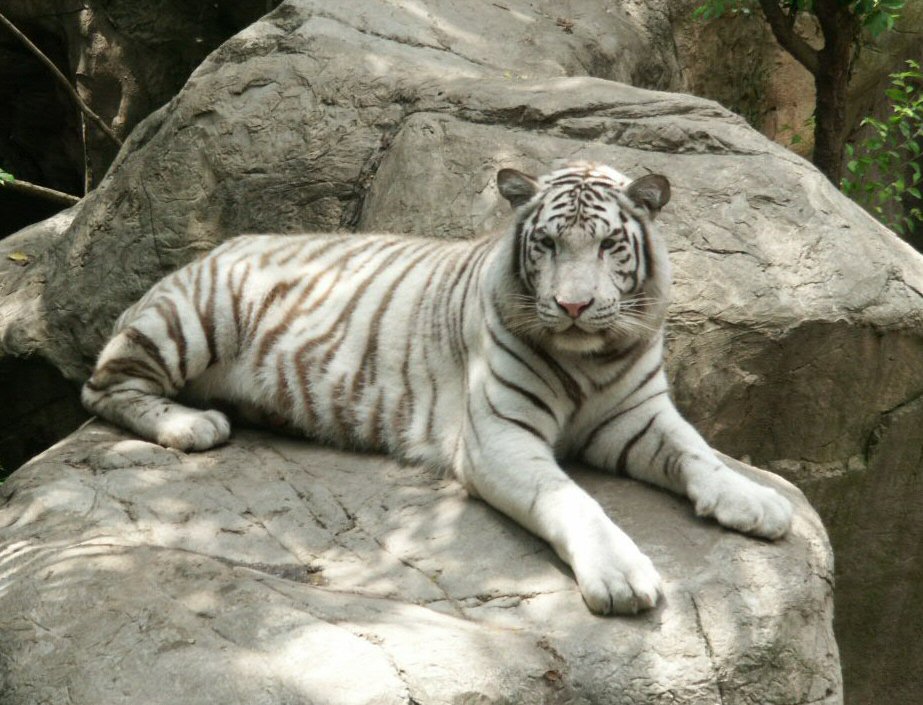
496,163,671,355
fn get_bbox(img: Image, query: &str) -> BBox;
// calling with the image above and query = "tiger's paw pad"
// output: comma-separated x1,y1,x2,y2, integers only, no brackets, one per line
691,471,793,540
576,551,663,615
155,409,231,452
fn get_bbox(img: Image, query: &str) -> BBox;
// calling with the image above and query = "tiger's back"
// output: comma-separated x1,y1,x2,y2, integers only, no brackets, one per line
90,232,500,467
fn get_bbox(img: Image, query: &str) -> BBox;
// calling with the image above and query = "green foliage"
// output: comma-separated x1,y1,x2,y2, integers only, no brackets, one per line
852,0,904,35
0,167,14,184
692,0,756,20
778,115,816,147
842,60,923,236
692,0,904,32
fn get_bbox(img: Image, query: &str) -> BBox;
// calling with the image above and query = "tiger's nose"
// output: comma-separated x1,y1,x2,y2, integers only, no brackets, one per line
556,297,594,319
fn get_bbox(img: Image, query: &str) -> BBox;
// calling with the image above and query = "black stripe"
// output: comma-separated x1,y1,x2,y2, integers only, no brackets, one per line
615,413,659,475
489,364,557,423
629,230,641,291
485,392,549,444
638,220,655,281
486,323,558,399
528,344,584,406
582,389,667,451
582,363,665,447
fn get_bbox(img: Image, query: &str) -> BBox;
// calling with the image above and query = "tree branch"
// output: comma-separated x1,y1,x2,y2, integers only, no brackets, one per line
2,178,81,207
759,0,821,75
0,10,122,148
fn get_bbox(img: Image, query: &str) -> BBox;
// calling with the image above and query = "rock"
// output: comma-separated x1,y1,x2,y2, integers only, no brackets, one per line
0,0,919,473
0,208,88,473
0,0,285,194
0,423,840,705
0,2,921,701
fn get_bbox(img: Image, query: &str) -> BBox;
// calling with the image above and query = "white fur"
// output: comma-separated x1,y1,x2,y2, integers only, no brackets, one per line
83,164,793,614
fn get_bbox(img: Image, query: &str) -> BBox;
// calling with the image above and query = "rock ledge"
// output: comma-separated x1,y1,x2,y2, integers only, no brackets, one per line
0,424,840,705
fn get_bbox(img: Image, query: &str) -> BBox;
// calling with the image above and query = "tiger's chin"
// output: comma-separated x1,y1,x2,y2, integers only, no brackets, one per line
543,322,648,356
546,327,610,355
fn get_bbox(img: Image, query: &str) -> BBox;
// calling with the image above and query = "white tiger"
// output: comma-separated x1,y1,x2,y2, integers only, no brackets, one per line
82,162,793,614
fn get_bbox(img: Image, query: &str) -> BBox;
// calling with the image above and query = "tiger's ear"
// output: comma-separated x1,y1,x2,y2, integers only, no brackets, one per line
626,174,671,218
497,168,539,209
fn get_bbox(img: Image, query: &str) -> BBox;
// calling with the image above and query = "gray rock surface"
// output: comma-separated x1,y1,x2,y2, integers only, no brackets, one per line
1,1,922,702
2,0,920,475
0,423,840,705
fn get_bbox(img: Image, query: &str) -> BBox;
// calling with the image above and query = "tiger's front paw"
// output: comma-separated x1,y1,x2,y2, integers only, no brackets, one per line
689,467,793,540
155,408,231,452
570,523,663,615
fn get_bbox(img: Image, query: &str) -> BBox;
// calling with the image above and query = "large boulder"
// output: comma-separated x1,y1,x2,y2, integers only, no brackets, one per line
0,423,840,705
1,1,922,702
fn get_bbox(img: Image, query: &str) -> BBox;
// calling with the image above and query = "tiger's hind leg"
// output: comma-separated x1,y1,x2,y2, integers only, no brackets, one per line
82,304,232,452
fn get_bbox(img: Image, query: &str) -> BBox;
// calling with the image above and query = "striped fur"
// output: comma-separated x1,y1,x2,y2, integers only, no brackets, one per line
83,163,792,614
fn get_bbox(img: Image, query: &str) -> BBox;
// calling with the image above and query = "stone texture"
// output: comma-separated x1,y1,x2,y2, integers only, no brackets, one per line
0,423,840,705
0,1,922,702
0,0,284,192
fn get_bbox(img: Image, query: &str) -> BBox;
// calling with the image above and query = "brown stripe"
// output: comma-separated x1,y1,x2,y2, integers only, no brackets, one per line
277,364,294,415
256,239,383,370
313,242,417,373
123,327,178,390
96,358,165,388
154,299,188,382
191,257,218,366
424,365,439,442
367,388,385,450
330,374,350,443
259,239,303,268
293,347,317,426
393,259,444,446
354,242,440,395
230,262,252,342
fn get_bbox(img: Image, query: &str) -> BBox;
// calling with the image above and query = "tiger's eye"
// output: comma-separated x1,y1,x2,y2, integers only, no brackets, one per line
538,236,556,250
599,238,617,251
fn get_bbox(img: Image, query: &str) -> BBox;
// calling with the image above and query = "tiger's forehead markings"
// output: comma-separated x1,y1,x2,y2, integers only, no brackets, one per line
532,167,635,239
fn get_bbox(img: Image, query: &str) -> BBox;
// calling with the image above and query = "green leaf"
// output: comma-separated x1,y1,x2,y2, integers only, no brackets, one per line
863,12,891,36
0,169,14,183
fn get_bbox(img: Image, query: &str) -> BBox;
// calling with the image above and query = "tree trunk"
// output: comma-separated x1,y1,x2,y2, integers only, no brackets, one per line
811,0,860,184
812,60,851,183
